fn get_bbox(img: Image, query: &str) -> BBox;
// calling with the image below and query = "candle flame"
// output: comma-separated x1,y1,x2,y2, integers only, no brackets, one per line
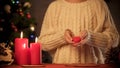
20,31,23,38
35,37,38,43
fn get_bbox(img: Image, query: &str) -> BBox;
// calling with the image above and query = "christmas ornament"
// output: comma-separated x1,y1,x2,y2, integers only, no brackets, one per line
9,42,14,46
19,12,24,16
19,9,24,16
0,27,3,31
11,23,18,32
4,5,11,13
30,34,35,40
11,23,16,29
30,25,35,31
14,28,18,32
23,2,31,8
11,0,15,4
18,3,22,7
16,0,20,4
29,33,35,43
26,12,31,19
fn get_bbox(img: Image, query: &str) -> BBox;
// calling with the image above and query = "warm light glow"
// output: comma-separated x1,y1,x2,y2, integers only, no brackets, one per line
20,31,23,38
35,37,38,43
30,26,35,31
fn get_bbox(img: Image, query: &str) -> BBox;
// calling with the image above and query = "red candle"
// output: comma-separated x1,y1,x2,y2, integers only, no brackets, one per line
14,32,29,65
30,37,42,65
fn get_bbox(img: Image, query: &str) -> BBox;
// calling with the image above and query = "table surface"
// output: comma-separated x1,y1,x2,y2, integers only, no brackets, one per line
0,64,117,68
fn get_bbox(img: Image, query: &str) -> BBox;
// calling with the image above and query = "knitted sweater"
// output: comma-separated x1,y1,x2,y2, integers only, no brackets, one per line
38,0,119,64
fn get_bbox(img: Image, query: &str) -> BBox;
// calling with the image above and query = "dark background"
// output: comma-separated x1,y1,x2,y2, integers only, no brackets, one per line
30,0,54,36
30,0,120,37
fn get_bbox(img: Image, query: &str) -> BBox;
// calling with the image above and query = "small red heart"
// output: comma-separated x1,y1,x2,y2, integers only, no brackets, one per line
72,36,81,43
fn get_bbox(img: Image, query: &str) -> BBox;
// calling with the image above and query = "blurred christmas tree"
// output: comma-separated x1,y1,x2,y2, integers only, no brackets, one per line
10,0,36,43
0,0,52,64
0,0,36,49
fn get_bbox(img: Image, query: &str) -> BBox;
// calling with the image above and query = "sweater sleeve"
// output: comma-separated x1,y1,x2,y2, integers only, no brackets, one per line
86,0,119,49
38,1,67,51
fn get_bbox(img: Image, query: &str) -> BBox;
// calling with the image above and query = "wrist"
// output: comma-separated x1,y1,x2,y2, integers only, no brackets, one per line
86,31,91,42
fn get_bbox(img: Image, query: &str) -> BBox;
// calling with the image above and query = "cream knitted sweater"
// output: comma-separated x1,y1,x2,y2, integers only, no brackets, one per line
38,0,119,64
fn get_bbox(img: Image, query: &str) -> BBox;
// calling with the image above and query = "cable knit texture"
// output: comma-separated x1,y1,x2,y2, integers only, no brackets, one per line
38,0,119,64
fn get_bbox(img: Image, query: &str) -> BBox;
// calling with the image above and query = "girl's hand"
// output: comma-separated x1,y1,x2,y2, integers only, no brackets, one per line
64,29,74,44
72,30,88,46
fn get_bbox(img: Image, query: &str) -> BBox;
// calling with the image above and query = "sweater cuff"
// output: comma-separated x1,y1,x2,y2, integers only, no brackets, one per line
85,31,108,48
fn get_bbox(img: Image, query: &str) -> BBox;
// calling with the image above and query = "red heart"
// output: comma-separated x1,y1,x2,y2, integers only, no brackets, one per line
72,36,81,43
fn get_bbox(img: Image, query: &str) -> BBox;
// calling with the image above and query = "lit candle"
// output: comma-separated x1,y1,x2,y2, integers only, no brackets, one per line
15,31,29,65
30,37,42,65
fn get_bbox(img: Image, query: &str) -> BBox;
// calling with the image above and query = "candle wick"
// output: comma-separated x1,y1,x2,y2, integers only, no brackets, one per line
20,31,23,38
35,37,38,43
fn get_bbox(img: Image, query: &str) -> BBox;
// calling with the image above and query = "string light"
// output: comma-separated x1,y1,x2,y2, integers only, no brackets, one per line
16,1,20,4
11,0,15,4
30,25,35,31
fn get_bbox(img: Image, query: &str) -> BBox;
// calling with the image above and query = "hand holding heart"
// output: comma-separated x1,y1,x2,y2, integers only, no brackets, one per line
64,29,88,47
72,30,88,46
64,29,74,44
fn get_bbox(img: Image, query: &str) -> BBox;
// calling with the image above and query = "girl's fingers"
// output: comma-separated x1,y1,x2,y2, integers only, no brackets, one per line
80,30,88,39
64,29,74,44
65,36,73,44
